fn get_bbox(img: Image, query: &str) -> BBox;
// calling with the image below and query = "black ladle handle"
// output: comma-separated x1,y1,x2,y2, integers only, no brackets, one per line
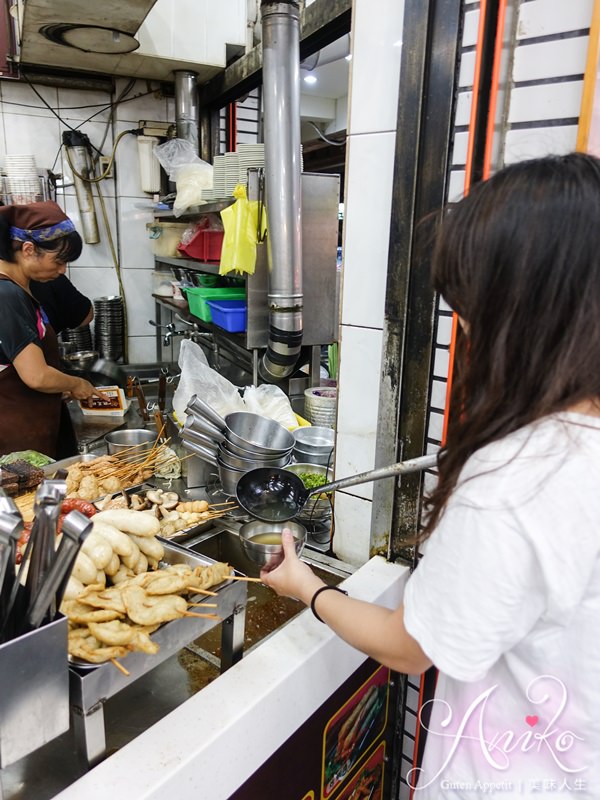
308,453,438,498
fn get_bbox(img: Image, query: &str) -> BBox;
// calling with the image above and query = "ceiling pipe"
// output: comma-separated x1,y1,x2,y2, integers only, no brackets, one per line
300,32,351,71
174,70,199,155
259,0,304,383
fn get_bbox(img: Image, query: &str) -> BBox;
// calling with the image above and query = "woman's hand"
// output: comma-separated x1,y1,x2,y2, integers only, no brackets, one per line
68,378,101,401
260,528,324,604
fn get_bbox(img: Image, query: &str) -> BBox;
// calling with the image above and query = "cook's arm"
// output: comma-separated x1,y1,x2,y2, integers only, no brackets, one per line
261,532,432,675
13,342,99,400
78,303,94,328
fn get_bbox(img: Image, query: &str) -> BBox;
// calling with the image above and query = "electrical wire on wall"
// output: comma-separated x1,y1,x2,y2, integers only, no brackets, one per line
17,73,163,366
306,120,346,146
63,129,144,365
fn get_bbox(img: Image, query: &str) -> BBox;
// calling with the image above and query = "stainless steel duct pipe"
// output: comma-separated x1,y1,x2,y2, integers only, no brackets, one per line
174,71,200,154
259,0,303,382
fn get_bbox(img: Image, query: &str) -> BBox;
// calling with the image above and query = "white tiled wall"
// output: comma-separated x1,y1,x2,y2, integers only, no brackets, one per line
0,76,173,363
333,0,405,565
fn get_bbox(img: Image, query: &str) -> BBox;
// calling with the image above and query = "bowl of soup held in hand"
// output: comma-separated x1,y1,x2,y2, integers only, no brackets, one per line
238,520,307,569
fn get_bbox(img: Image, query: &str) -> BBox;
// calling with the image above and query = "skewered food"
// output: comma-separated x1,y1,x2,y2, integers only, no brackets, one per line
121,586,188,626
68,633,129,663
62,600,123,624
93,509,160,537
87,620,160,653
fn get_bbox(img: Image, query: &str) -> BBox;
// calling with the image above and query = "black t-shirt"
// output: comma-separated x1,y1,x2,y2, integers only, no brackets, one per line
0,280,45,365
30,275,91,334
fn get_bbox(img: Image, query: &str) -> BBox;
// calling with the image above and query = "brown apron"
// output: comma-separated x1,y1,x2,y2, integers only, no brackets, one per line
0,275,63,459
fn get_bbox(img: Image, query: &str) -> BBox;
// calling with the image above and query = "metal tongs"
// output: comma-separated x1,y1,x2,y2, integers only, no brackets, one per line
0,480,93,641
0,492,23,632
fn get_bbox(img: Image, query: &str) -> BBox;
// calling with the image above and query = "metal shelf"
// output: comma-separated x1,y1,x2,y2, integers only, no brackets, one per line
155,256,223,275
153,199,234,220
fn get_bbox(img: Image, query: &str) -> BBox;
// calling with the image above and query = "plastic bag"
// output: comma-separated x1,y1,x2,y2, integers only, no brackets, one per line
172,340,245,425
243,384,298,430
174,162,214,217
219,184,267,275
154,139,202,180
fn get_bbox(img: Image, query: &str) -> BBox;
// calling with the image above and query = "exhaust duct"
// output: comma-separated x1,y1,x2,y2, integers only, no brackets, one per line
174,71,200,155
259,0,303,382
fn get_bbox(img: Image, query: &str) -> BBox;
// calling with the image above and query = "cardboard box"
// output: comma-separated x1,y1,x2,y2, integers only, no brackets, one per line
79,386,130,417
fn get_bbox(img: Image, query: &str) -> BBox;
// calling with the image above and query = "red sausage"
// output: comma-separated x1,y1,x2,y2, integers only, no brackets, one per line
60,498,97,517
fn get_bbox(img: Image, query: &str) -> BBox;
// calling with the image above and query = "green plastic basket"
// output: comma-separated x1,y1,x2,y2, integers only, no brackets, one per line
184,286,246,322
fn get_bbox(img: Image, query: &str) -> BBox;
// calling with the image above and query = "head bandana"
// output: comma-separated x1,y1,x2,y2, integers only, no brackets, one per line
0,201,76,243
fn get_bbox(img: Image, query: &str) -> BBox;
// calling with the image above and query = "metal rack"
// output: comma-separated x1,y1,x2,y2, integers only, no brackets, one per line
152,172,341,390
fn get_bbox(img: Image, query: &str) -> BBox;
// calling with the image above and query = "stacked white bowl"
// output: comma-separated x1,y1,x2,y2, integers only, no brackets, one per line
4,155,42,204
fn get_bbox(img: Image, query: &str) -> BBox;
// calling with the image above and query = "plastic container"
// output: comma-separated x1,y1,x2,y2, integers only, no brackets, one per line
178,229,224,262
185,286,246,322
146,222,188,258
206,299,247,332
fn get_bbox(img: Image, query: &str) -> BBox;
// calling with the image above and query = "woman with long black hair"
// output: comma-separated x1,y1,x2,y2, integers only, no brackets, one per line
262,153,600,797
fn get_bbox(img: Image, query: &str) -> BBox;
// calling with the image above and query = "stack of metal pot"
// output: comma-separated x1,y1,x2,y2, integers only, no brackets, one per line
180,395,294,496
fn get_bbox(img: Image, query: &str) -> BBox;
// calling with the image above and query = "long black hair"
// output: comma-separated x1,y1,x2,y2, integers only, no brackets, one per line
423,152,600,538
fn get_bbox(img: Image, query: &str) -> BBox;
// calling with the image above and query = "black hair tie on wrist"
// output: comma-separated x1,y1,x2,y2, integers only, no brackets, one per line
310,585,348,623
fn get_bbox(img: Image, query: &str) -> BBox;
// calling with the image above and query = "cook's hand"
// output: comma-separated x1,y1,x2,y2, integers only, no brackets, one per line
68,378,103,401
260,529,324,604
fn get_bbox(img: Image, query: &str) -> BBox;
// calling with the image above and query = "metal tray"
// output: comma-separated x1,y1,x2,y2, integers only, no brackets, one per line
93,483,220,541
42,452,98,476
68,540,247,765
68,540,239,672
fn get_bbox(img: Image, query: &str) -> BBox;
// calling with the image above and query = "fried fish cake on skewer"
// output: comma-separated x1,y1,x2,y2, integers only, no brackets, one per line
77,585,128,615
62,599,123,624
69,633,129,663
87,620,160,654
121,585,188,626
141,567,191,596
189,562,232,591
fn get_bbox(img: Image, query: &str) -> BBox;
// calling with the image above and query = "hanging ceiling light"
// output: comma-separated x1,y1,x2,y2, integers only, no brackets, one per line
39,24,139,55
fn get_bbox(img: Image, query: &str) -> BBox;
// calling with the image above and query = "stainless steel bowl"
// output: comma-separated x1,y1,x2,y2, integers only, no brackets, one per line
63,349,99,373
218,444,291,471
104,428,156,456
292,445,334,468
217,457,246,497
225,412,295,455
293,425,335,454
239,520,306,568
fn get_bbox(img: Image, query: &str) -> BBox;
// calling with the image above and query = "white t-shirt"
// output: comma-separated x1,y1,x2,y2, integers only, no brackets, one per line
403,412,600,799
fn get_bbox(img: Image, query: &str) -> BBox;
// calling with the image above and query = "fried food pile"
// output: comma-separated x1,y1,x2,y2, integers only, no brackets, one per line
65,562,231,664
58,506,233,665
66,456,153,501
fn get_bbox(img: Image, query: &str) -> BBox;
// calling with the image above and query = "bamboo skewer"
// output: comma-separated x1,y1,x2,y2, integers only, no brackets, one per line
188,588,218,596
183,612,221,619
187,602,218,608
111,658,130,676
225,575,263,583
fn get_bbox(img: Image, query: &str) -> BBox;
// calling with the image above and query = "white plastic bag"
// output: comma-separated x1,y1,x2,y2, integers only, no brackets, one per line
154,139,201,180
173,162,214,216
243,384,298,429
172,340,245,424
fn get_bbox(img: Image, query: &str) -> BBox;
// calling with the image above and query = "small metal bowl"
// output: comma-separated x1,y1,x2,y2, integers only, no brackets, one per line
63,349,99,373
238,520,306,568
293,425,335,454
105,428,156,456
